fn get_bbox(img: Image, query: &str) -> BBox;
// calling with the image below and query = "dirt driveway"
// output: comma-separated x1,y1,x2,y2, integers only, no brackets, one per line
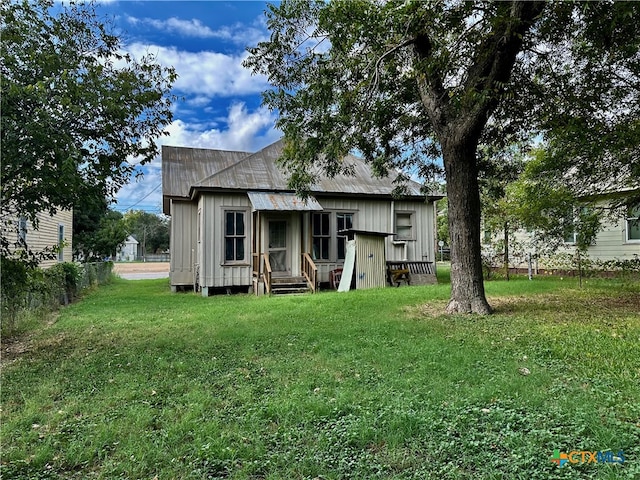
113,262,169,280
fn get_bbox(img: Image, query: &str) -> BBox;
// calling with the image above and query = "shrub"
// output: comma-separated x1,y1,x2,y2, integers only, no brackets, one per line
0,260,112,337
0,257,33,333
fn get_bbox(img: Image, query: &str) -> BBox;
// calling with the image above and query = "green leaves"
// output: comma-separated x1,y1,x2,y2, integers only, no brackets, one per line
1,0,176,260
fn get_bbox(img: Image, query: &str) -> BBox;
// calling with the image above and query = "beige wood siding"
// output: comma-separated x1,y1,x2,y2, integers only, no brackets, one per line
3,210,73,268
585,215,640,261
200,193,252,288
170,200,197,286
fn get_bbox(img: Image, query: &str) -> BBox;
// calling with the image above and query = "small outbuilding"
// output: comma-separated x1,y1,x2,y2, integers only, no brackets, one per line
338,230,391,291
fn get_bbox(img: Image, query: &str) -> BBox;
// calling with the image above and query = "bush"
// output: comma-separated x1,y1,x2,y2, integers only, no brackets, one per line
542,253,640,278
0,260,113,337
1,257,32,333
46,262,82,304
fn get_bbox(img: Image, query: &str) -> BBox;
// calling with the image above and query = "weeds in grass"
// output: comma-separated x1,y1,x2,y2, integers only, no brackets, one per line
1,274,639,479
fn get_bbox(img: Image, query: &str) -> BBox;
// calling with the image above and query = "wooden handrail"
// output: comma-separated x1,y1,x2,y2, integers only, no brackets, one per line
301,253,318,293
263,253,272,294
252,253,259,277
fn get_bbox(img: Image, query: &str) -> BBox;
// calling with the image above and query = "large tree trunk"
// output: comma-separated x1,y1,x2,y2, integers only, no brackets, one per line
412,1,546,314
443,139,492,315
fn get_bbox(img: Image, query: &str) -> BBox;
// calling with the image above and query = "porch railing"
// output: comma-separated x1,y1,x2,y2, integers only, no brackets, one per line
252,253,260,278
302,253,318,293
263,253,272,294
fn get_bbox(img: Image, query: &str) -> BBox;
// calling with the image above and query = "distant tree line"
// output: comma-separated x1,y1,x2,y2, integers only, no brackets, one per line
73,204,169,261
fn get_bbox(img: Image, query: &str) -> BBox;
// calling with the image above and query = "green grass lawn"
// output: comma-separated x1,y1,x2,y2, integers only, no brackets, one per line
2,269,639,479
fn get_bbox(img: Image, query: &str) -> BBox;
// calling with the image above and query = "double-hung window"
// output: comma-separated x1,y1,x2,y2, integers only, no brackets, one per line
225,211,246,262
312,213,330,260
627,206,640,242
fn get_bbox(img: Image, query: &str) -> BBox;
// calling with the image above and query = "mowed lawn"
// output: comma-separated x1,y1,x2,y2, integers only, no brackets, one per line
1,269,639,479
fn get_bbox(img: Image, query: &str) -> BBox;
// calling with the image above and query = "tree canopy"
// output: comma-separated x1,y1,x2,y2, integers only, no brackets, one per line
1,0,176,259
73,196,128,261
123,210,170,257
246,0,640,313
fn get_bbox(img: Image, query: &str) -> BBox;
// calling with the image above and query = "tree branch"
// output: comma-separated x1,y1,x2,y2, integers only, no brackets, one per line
460,0,546,139
413,32,450,136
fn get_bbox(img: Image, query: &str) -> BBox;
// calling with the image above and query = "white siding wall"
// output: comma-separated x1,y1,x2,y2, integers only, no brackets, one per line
170,200,197,286
3,210,73,268
586,215,639,261
486,214,640,269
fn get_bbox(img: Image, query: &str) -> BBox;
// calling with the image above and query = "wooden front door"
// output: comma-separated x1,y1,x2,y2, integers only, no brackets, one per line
268,220,288,273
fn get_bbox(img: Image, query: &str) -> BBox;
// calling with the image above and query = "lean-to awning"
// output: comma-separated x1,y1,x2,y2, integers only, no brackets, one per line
247,191,323,211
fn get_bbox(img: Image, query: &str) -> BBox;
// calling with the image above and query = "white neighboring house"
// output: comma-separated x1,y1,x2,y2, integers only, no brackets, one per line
2,209,73,268
482,189,640,269
117,235,139,262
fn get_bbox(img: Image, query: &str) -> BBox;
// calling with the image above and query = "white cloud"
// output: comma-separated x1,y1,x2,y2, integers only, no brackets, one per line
163,102,280,151
115,103,280,212
125,15,268,47
125,43,269,98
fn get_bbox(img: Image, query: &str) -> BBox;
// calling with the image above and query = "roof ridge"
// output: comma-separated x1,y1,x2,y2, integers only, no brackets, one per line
197,138,284,185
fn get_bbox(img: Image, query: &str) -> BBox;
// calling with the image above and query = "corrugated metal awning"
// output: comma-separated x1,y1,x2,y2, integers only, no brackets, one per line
247,191,324,211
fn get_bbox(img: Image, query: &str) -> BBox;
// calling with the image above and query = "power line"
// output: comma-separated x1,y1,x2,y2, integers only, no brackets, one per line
117,183,162,210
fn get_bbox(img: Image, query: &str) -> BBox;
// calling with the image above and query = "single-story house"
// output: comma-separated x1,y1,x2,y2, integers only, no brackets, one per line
162,139,444,295
2,209,73,267
116,235,139,262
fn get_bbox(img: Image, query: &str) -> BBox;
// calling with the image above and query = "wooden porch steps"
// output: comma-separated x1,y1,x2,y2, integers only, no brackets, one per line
270,276,311,295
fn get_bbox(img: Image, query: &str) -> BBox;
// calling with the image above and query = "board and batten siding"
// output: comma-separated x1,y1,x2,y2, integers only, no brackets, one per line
310,197,437,283
199,193,252,288
171,193,438,289
3,210,73,268
169,200,197,287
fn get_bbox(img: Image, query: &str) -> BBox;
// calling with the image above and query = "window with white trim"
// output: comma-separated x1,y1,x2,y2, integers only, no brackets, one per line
224,211,246,262
627,206,640,242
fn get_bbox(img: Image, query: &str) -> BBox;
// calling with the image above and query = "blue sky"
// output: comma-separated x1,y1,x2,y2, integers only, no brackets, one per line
93,1,281,214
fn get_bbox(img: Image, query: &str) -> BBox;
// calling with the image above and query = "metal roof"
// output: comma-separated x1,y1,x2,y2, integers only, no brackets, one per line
161,145,251,213
248,192,323,211
162,139,444,214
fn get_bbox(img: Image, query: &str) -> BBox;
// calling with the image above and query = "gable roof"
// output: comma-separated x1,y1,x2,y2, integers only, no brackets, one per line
162,139,442,214
162,146,251,212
